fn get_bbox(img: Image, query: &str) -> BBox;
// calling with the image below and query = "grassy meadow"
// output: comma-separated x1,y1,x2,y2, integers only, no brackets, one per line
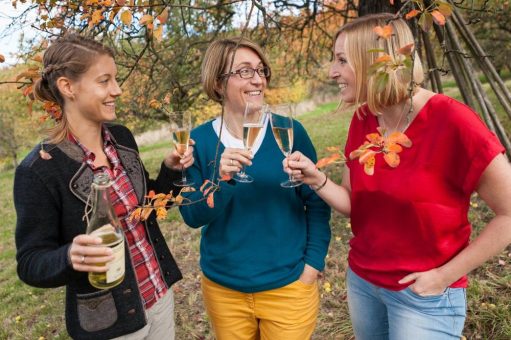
1,100,510,339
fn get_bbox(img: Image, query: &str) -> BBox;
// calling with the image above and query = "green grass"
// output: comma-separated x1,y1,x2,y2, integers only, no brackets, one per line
1,95,510,339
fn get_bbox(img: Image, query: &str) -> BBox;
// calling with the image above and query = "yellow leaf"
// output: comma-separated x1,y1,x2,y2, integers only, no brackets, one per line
32,54,43,62
157,7,169,24
120,10,132,26
141,207,153,221
139,14,153,26
91,9,104,25
437,2,453,17
153,25,163,42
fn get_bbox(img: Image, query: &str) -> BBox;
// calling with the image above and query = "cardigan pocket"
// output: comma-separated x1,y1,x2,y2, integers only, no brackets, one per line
77,290,118,332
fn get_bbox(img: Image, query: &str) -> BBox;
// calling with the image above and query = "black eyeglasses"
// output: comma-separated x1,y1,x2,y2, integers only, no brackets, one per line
219,66,271,79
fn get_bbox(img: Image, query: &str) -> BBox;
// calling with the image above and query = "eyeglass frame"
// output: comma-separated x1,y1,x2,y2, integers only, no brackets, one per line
218,66,271,79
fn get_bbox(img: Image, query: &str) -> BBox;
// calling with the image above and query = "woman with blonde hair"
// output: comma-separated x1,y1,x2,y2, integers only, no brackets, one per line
14,34,194,339
286,13,511,339
179,36,331,339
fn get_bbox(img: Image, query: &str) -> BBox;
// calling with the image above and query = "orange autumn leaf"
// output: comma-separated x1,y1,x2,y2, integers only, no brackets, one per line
385,142,403,153
316,153,342,169
373,25,393,39
221,173,232,181
141,207,154,221
358,149,377,165
397,43,414,56
156,207,167,220
363,154,376,176
120,10,132,25
157,7,169,24
146,190,156,199
139,14,153,26
206,192,214,208
90,9,104,25
0,54,5,63
22,85,32,97
366,132,383,145
374,54,392,63
32,54,43,62
349,141,372,160
387,131,412,148
128,207,142,222
431,10,446,26
153,25,163,42
383,152,400,168
405,9,421,20
174,194,184,205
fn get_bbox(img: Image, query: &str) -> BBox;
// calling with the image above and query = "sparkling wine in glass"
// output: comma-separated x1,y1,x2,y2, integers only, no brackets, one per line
233,102,266,183
170,111,194,187
268,104,302,188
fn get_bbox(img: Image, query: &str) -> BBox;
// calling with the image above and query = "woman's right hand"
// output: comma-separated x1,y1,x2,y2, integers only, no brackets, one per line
284,151,324,187
68,234,115,272
220,148,253,179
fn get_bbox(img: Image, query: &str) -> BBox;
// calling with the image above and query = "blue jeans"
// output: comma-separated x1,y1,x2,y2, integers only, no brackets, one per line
346,267,466,340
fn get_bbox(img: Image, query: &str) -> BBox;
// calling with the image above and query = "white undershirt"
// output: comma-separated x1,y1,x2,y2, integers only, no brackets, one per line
212,114,269,155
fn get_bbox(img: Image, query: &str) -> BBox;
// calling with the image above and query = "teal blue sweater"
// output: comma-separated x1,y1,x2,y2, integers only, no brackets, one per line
179,119,331,293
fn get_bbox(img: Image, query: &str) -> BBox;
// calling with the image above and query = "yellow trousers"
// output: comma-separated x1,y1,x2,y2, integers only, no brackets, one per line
201,275,319,340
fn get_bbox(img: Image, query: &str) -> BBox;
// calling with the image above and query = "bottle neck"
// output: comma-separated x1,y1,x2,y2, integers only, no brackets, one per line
92,185,113,216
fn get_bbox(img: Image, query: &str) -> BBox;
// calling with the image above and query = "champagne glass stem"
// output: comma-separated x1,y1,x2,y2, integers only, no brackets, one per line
181,163,187,183
286,154,294,182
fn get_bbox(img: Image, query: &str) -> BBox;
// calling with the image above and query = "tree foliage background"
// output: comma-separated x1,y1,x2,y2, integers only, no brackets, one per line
0,0,510,167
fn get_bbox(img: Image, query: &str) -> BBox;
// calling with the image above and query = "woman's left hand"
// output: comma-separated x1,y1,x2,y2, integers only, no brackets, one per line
164,139,195,171
398,268,451,296
299,264,320,285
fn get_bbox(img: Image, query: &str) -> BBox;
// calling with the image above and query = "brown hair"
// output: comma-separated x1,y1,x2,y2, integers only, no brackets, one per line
334,13,424,114
34,33,115,144
201,37,271,103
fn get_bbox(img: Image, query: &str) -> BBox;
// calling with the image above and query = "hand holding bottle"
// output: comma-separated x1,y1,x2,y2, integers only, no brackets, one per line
68,235,115,272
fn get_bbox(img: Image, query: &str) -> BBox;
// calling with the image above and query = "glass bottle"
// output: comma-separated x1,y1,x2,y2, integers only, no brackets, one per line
86,173,125,289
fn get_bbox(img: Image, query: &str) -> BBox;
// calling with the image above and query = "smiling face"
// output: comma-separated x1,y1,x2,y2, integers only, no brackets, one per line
69,54,122,124
220,47,267,115
329,33,357,104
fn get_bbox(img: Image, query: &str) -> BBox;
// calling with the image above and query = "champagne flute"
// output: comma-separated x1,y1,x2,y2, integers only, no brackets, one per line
268,104,302,188
233,102,266,183
169,111,194,187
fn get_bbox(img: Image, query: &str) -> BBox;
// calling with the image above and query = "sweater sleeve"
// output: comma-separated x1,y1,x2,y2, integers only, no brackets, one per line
178,127,237,228
294,121,332,271
14,162,81,288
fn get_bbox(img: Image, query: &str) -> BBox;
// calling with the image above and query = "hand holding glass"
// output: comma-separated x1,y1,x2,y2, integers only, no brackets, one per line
169,111,194,187
268,104,302,188
233,102,266,183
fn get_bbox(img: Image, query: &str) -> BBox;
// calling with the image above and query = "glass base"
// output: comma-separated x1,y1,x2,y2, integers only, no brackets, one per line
233,173,253,183
280,179,302,188
173,179,194,187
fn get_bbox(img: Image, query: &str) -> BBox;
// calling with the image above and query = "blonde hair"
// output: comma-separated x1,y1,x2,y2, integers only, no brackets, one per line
201,37,271,103
34,34,115,144
335,13,424,114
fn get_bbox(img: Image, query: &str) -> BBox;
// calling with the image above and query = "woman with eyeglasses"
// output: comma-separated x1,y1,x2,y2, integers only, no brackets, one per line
178,37,331,339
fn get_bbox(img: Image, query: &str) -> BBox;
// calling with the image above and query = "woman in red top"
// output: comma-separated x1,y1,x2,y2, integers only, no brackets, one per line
286,13,511,339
